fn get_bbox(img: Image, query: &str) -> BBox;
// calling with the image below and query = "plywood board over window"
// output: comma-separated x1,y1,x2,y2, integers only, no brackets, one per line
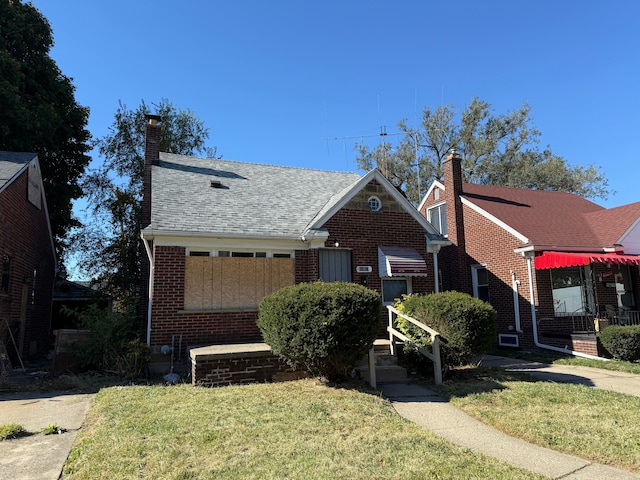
184,257,295,310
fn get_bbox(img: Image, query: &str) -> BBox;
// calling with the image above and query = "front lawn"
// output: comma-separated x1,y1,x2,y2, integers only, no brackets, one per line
434,367,640,473
62,379,543,479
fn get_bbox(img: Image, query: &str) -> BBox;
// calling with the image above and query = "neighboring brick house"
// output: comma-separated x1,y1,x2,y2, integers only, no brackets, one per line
139,117,449,369
419,152,640,358
0,151,56,362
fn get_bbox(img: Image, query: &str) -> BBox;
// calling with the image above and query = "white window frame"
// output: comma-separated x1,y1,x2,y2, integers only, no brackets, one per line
427,202,447,236
186,249,293,258
471,264,490,303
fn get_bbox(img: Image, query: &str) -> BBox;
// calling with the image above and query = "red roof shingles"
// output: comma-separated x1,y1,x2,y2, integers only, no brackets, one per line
458,183,638,249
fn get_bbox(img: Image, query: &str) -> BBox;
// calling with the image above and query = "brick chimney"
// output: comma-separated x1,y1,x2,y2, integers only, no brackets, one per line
142,114,161,228
443,150,470,293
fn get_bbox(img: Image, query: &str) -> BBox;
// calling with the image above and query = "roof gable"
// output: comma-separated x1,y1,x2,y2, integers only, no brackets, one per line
0,151,36,192
305,169,439,236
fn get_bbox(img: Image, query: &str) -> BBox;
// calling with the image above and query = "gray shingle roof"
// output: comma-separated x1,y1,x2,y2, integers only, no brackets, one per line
0,151,36,190
148,153,362,239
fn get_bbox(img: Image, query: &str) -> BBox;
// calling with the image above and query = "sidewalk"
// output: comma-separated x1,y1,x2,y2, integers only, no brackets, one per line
381,355,640,480
0,390,95,480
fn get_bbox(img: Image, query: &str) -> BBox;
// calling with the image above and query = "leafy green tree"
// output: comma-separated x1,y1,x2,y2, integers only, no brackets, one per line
75,99,218,310
356,98,608,204
0,0,92,257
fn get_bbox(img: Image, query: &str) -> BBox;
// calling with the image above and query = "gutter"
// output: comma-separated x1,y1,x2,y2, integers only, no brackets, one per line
524,254,607,361
141,232,154,346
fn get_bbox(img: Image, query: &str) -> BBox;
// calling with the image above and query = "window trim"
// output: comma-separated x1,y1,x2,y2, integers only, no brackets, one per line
427,202,447,236
471,264,489,303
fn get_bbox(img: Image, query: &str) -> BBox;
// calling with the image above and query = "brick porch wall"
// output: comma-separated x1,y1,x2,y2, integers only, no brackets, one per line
190,344,300,386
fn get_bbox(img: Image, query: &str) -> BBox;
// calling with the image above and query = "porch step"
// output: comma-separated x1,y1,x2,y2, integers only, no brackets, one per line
355,339,408,384
355,364,408,384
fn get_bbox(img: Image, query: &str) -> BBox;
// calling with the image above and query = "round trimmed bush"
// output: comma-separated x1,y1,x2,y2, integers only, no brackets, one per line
396,291,497,369
599,325,640,361
257,282,381,381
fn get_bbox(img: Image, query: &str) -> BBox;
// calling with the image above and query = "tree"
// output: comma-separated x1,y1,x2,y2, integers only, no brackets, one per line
0,0,91,257
355,98,609,204
75,99,218,310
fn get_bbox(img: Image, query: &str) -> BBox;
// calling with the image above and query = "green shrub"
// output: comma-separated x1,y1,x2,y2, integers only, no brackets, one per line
599,325,640,361
68,304,150,379
395,291,497,369
257,282,381,381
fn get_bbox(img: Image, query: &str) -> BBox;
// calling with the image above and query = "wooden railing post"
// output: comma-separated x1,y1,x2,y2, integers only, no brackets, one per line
388,308,395,356
368,347,376,389
432,335,442,385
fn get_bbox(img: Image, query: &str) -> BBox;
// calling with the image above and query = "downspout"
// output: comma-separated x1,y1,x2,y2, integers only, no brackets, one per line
525,254,606,360
511,271,522,333
433,248,440,293
141,233,154,346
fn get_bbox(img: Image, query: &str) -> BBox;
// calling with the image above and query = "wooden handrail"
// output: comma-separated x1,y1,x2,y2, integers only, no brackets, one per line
386,305,442,385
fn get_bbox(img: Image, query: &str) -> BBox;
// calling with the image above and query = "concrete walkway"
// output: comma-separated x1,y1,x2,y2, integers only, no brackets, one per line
0,390,95,480
381,355,640,480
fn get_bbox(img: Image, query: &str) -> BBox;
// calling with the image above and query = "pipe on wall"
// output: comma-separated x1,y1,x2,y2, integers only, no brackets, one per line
524,254,606,361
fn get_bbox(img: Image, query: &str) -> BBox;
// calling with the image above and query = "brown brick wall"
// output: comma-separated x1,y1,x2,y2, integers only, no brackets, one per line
149,246,263,354
192,350,295,386
420,185,538,349
0,167,55,358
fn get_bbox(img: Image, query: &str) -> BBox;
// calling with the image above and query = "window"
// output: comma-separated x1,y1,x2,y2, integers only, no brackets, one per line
368,196,382,212
189,251,210,257
427,204,447,235
382,278,411,305
551,267,592,314
471,265,490,303
184,256,295,310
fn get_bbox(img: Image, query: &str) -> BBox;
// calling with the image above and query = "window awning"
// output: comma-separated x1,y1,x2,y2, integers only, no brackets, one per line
535,251,640,270
378,246,429,277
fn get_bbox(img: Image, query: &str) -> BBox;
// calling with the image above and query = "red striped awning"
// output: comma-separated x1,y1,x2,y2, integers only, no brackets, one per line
535,251,640,270
378,246,429,276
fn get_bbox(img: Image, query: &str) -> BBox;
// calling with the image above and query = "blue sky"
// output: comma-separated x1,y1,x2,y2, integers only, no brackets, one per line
31,0,639,211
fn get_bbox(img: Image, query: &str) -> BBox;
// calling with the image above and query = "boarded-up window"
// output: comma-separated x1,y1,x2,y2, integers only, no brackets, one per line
319,249,352,282
184,257,295,310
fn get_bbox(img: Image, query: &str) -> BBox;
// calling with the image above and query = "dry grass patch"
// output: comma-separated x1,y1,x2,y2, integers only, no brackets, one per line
435,367,640,473
62,379,543,479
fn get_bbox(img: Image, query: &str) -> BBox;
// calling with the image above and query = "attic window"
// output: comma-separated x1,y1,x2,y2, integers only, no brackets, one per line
368,196,382,212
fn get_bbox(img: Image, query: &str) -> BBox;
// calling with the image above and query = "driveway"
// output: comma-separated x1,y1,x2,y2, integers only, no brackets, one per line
0,390,95,480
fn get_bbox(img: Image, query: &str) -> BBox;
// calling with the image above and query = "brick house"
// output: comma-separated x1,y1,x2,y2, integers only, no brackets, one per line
140,117,449,370
0,151,56,362
419,152,640,358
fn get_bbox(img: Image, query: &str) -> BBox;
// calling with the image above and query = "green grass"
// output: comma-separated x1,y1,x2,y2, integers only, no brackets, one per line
41,423,67,435
434,366,640,473
491,347,640,374
62,380,543,480
0,423,27,440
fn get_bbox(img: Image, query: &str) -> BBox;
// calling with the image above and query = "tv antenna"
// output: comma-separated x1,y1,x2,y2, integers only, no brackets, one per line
327,125,399,175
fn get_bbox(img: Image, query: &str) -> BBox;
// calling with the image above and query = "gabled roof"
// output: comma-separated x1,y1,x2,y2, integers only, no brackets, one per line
304,169,439,237
145,153,362,240
426,180,640,251
0,151,37,192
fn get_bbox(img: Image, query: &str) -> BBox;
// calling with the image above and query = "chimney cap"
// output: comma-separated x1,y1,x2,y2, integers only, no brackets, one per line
145,113,162,125
446,148,461,160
